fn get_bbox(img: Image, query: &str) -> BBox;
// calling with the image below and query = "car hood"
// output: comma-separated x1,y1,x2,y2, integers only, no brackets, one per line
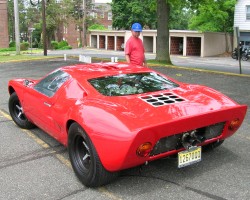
84,84,242,132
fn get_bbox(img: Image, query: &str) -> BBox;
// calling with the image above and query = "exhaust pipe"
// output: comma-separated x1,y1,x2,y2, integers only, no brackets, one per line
182,130,205,149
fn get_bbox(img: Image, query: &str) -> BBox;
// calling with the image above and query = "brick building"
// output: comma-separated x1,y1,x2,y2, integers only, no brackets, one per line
62,0,112,48
0,0,9,48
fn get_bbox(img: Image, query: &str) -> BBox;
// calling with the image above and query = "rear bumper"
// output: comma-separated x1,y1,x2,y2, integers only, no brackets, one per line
99,105,247,171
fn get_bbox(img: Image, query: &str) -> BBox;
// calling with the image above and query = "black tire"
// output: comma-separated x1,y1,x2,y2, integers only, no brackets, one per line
202,140,224,152
68,123,118,187
241,53,248,61
8,92,35,129
231,52,237,59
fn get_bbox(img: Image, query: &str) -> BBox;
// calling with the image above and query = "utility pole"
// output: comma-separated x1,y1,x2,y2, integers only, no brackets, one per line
42,0,47,56
235,27,242,74
83,0,87,47
14,0,20,55
30,0,47,56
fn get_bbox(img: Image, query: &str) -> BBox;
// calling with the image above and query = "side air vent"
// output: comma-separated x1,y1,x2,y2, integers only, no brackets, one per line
140,93,186,107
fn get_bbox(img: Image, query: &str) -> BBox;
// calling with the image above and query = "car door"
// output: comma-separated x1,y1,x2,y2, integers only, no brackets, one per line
22,69,71,137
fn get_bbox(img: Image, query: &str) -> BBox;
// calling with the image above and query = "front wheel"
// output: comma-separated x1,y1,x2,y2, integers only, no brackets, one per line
8,92,35,129
68,123,118,187
231,52,237,59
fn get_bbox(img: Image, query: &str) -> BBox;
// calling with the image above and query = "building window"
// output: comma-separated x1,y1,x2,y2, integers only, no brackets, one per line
108,25,112,30
100,12,104,19
108,12,112,20
90,12,97,18
247,6,250,20
64,26,67,34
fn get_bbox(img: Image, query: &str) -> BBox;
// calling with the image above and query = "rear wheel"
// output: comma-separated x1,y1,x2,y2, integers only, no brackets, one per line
68,123,118,187
8,92,35,129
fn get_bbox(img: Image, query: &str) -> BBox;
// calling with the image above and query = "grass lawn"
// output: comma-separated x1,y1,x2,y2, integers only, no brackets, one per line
0,49,60,63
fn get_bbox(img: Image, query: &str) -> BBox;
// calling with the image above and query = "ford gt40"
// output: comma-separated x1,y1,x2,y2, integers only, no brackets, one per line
8,62,247,187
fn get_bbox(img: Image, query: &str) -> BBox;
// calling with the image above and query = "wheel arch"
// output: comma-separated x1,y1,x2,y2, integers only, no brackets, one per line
8,86,15,95
66,119,77,134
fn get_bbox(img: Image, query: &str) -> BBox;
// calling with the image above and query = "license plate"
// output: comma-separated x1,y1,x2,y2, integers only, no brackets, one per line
178,146,201,168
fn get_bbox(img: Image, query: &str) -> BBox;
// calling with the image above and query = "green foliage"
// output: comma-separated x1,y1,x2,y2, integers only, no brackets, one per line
9,41,16,48
51,40,72,50
88,24,108,30
169,7,195,30
0,47,16,52
20,42,29,51
58,40,69,49
51,41,59,50
188,0,236,32
111,0,157,29
60,46,72,50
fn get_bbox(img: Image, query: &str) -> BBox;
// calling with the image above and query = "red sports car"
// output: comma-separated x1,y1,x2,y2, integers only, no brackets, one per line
8,62,247,187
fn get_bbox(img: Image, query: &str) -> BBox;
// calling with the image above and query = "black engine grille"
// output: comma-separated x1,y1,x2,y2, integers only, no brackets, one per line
140,93,186,107
150,122,225,156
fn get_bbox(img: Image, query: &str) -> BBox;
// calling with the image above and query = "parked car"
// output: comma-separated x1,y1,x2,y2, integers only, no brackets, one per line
8,62,247,187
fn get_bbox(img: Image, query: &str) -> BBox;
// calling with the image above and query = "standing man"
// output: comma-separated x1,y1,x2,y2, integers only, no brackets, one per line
125,23,147,67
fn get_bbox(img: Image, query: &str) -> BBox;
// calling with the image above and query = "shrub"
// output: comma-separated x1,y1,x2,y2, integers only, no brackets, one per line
60,45,72,50
51,41,59,50
9,41,16,48
88,24,107,30
20,42,29,51
58,40,68,49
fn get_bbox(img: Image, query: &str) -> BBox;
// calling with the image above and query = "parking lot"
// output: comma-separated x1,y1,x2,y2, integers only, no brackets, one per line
0,58,250,200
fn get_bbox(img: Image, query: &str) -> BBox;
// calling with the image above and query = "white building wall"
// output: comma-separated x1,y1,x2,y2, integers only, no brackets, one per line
203,32,232,56
89,30,229,57
234,0,250,31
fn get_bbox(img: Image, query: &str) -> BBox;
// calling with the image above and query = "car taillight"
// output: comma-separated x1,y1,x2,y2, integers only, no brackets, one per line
136,142,152,157
228,118,241,131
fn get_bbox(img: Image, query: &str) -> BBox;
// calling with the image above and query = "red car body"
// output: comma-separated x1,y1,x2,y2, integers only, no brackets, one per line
8,62,247,185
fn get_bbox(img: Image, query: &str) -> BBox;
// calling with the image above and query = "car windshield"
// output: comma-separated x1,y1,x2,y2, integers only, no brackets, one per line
88,72,179,96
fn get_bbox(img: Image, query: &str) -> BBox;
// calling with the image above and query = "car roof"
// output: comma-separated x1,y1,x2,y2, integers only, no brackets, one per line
61,62,152,81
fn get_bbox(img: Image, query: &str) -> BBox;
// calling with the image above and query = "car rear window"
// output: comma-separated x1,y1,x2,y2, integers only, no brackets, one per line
88,72,179,96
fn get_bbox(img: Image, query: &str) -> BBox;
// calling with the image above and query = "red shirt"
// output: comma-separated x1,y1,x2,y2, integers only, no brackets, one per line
125,36,145,66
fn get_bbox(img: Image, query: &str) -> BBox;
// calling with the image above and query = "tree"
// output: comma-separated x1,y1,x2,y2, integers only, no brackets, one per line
63,0,95,47
111,0,198,64
189,0,236,33
188,0,236,52
156,0,170,64
155,0,205,64
8,0,31,42
111,0,156,29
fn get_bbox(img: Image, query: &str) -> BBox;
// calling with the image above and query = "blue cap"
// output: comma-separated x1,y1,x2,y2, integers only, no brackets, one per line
131,23,142,32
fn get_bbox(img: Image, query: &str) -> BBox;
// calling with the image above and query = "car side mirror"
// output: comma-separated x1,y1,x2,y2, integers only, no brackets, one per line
23,79,34,86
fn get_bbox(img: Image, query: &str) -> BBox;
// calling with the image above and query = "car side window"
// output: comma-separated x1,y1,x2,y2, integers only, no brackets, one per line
34,70,71,97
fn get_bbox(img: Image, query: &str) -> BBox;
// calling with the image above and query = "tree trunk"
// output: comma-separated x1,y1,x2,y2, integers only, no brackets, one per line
224,32,229,53
156,0,172,64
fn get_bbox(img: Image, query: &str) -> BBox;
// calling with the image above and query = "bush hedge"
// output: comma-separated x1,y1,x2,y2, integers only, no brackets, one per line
20,42,29,51
50,40,72,50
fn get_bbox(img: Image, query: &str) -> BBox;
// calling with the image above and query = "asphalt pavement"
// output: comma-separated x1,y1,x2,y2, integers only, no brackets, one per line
0,54,250,200
42,48,250,75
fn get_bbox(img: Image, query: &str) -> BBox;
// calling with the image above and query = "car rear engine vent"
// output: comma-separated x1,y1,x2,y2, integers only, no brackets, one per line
140,93,186,107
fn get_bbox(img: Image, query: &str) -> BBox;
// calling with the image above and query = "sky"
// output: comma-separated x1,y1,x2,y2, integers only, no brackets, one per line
95,0,111,3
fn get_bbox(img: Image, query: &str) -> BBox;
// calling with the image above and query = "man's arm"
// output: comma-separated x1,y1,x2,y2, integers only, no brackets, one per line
143,55,147,67
125,54,130,63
